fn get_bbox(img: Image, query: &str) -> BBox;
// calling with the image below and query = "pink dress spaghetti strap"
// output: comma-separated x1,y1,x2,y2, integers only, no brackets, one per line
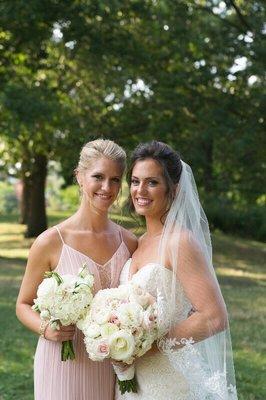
34,226,130,400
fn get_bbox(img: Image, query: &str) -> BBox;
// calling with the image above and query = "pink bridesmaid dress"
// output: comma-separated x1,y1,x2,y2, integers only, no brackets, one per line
34,226,130,400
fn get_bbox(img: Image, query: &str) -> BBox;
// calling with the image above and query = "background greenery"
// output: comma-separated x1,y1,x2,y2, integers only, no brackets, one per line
0,0,265,238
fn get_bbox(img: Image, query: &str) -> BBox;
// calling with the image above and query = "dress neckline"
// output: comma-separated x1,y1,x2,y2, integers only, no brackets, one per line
127,258,172,280
63,241,126,268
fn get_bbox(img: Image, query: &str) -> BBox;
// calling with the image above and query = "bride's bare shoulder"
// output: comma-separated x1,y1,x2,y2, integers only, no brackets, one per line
168,228,199,249
165,229,203,269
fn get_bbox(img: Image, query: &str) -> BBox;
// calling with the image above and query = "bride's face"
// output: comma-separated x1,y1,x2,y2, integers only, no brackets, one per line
130,158,168,219
78,157,122,212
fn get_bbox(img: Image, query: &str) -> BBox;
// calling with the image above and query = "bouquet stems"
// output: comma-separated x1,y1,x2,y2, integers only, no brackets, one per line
117,376,138,394
61,340,75,361
113,364,138,394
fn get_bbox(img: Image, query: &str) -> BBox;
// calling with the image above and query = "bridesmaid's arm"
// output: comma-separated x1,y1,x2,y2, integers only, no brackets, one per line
16,230,75,342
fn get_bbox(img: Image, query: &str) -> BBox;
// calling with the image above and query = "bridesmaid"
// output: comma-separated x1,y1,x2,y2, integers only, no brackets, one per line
16,139,137,400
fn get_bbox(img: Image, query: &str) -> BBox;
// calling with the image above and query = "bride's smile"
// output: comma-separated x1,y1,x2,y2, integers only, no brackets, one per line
130,159,168,219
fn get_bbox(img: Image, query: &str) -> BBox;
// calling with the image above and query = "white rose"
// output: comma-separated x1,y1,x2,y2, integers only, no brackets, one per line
100,323,119,338
108,330,135,361
116,303,143,328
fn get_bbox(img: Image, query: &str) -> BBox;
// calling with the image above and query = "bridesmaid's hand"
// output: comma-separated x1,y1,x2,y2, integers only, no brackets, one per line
44,324,76,342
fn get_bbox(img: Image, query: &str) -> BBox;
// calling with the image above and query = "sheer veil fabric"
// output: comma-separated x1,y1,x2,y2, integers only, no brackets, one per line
156,161,238,399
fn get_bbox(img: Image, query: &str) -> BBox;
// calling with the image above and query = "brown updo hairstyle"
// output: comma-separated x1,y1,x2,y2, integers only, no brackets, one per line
127,141,183,218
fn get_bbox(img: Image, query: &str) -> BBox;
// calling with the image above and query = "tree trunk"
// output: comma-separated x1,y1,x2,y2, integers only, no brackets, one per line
25,154,48,238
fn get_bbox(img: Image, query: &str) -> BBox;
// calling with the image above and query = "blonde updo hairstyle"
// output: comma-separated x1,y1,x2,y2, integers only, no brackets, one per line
76,139,126,176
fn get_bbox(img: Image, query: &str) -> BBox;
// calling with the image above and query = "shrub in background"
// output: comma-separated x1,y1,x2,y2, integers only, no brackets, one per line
47,185,79,211
205,197,266,242
0,182,18,215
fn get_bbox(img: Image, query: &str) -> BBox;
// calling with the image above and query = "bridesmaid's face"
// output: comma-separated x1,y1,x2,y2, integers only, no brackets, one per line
130,159,168,219
78,157,122,211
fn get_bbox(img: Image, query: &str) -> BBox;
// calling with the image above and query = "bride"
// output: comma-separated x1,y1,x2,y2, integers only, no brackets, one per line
115,141,238,399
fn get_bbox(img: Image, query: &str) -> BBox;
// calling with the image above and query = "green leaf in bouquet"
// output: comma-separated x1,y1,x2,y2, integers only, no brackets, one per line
118,376,138,394
44,271,63,285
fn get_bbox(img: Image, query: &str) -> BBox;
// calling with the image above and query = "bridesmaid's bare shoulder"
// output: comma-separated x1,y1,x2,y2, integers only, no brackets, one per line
29,226,62,269
120,226,138,255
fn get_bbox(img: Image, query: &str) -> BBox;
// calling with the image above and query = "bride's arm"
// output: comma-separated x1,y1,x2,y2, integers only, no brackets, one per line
167,233,227,344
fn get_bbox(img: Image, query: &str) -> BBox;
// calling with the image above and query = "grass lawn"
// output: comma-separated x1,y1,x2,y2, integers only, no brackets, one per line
0,213,265,399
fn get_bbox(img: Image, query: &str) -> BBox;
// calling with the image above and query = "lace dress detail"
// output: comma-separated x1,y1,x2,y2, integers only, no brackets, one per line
98,264,111,289
116,261,237,400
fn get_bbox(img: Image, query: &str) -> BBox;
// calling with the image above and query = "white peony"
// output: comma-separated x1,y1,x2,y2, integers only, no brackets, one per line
59,274,76,292
93,308,112,325
37,277,58,298
116,303,143,328
84,323,101,338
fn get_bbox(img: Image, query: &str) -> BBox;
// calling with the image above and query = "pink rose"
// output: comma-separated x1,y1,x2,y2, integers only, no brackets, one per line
109,314,120,325
98,343,109,355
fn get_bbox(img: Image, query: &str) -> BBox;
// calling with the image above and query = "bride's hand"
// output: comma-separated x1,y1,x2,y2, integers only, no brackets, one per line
146,342,160,356
44,324,76,342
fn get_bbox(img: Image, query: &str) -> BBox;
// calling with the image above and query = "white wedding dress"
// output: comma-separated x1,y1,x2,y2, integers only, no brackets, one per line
115,259,192,400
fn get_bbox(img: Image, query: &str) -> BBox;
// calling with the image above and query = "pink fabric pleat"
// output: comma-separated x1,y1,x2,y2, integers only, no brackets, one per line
34,231,130,400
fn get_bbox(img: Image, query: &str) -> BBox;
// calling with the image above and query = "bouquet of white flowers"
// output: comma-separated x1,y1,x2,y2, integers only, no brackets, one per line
32,264,94,361
78,282,158,394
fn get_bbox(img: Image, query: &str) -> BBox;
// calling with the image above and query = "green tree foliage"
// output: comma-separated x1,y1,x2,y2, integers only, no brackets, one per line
0,1,265,238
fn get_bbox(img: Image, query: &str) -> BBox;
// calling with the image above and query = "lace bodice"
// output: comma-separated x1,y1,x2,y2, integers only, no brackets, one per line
120,259,191,327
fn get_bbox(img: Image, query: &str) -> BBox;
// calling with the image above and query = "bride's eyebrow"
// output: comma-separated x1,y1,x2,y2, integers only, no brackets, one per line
131,175,160,180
